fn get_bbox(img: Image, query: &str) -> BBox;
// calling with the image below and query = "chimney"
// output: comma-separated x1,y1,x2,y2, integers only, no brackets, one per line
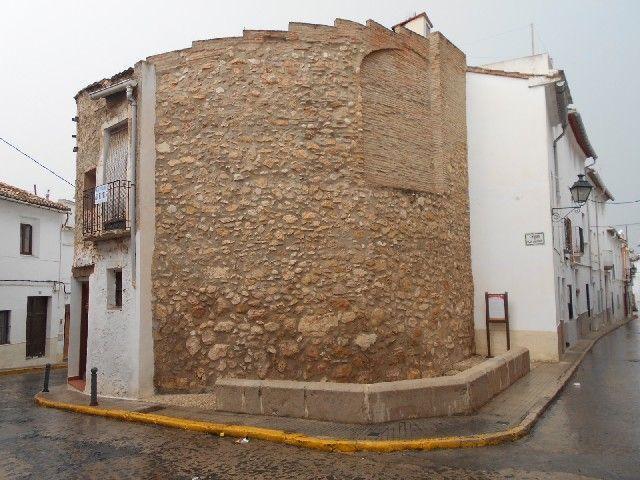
45,189,50,200
33,184,37,195
392,12,433,37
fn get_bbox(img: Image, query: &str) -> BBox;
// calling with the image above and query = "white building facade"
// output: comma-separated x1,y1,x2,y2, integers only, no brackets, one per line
0,182,73,369
467,54,633,361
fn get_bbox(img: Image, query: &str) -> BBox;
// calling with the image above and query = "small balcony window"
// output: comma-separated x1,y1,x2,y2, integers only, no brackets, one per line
83,180,131,237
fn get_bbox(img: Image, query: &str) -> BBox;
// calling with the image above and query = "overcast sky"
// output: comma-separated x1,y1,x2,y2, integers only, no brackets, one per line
1,0,638,243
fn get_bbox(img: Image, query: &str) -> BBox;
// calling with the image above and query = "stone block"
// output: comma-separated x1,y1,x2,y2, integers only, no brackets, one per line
504,347,530,383
464,368,488,413
215,378,262,414
259,379,306,418
304,382,368,423
367,376,467,422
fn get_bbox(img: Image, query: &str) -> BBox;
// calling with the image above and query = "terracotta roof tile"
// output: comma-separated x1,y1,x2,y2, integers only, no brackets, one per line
466,66,533,79
0,181,71,211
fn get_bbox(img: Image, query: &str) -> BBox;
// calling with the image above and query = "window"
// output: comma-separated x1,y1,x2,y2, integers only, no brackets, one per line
0,311,9,344
20,223,32,255
115,270,123,308
107,268,123,309
563,218,572,254
578,227,585,253
105,125,129,183
585,283,591,316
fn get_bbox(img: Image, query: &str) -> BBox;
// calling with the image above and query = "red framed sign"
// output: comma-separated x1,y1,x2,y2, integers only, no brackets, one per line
484,292,510,358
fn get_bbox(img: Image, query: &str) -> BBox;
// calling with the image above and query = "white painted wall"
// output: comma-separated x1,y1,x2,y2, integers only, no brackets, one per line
402,16,431,37
484,53,554,75
468,59,630,360
467,72,560,360
84,240,139,397
0,198,70,368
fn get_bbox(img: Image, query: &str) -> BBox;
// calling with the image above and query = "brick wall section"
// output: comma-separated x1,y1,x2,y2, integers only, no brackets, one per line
361,48,443,192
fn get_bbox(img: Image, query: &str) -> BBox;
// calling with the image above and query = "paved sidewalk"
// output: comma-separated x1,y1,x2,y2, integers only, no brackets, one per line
35,317,632,451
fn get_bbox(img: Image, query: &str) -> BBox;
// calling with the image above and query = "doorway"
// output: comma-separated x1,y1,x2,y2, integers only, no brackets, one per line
63,304,70,360
79,282,89,379
26,296,48,358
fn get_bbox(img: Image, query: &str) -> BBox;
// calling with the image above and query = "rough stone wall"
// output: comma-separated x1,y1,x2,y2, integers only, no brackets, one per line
149,20,473,392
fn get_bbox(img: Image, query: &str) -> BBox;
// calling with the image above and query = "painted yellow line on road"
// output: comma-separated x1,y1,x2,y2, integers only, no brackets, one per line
0,363,66,377
34,393,532,453
33,317,634,453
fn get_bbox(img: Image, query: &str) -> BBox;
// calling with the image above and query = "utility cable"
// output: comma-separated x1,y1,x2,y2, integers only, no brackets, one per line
0,136,75,188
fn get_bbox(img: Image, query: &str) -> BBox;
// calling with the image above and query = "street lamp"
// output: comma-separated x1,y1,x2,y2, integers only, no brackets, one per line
552,174,594,220
569,174,593,204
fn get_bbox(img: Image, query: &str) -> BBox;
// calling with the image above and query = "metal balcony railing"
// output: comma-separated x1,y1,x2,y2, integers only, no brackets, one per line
82,180,132,237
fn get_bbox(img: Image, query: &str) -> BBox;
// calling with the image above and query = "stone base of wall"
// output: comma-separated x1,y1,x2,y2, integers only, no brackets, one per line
475,328,558,361
0,338,62,370
214,347,529,424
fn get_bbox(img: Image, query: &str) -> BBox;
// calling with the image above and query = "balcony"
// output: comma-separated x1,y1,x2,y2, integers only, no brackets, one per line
602,250,614,270
82,180,132,241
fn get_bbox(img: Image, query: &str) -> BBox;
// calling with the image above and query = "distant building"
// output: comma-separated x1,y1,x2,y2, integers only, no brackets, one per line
0,182,73,369
467,54,634,361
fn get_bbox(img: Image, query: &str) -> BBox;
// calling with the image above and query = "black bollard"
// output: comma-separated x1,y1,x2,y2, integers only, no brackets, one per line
89,367,98,406
42,363,51,392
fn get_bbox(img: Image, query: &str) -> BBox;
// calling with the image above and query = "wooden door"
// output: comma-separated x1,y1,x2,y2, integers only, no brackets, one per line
63,304,70,360
79,283,89,379
26,297,48,358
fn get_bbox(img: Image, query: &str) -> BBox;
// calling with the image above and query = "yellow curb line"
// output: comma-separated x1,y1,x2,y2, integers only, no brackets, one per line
33,317,634,453
0,363,66,377
33,393,530,452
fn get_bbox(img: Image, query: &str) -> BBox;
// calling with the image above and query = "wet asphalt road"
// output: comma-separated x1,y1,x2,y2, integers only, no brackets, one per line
1,319,639,479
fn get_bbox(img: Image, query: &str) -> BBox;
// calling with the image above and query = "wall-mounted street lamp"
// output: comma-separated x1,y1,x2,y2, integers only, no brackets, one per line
552,174,593,220
569,174,593,204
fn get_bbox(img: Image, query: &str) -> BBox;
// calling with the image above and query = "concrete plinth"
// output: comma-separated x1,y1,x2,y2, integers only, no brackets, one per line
215,347,530,424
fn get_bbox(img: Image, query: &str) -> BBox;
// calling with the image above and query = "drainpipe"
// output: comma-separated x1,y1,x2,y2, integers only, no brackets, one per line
552,81,568,208
127,85,137,288
552,126,566,208
594,194,603,325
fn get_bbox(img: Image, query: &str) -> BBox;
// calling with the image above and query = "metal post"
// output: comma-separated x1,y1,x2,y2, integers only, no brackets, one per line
530,23,535,56
90,367,98,406
42,363,51,392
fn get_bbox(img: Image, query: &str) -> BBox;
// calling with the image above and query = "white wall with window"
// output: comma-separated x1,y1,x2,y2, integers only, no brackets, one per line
467,53,628,362
0,189,72,369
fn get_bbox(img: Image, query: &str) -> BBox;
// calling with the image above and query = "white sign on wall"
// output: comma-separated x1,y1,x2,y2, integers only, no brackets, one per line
94,184,108,204
524,232,545,246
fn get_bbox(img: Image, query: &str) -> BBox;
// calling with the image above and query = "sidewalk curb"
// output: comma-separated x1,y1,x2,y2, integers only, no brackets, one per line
1,363,66,377
33,318,633,453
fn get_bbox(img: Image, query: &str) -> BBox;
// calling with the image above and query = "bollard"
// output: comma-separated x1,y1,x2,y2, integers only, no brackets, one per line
42,363,51,392
89,367,98,406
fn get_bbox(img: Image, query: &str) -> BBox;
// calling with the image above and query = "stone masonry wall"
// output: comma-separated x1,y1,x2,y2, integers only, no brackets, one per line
74,70,134,268
148,20,473,392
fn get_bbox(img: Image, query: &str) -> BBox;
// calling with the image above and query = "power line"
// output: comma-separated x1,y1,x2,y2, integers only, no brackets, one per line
0,136,75,188
589,198,640,205
459,24,532,47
